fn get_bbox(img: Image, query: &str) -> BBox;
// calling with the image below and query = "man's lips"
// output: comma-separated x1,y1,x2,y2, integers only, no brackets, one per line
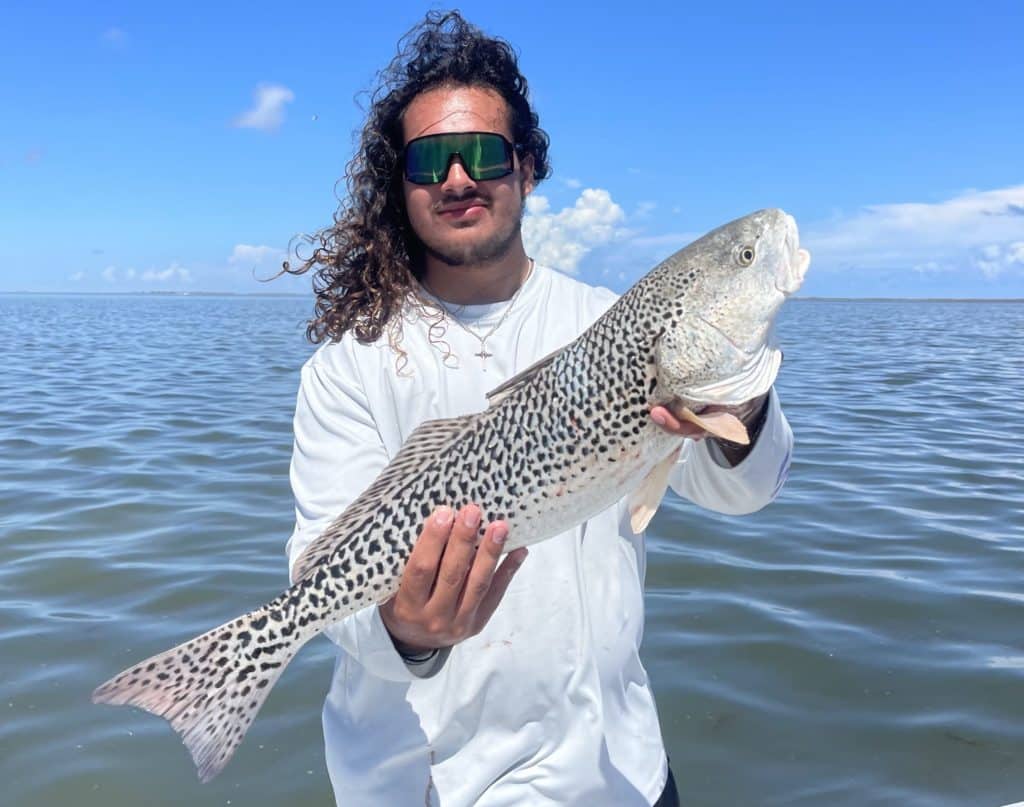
437,200,488,217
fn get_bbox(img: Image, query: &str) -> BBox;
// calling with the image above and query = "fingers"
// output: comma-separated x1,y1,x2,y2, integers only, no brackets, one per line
432,504,483,612
399,505,455,606
455,520,508,619
473,547,528,629
650,405,706,439
384,503,528,653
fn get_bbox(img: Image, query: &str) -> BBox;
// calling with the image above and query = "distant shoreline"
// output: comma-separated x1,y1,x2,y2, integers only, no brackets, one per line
0,291,307,298
795,296,1024,303
1,291,1022,303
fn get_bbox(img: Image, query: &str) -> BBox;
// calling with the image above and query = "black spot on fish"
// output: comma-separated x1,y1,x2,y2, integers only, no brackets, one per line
251,615,267,630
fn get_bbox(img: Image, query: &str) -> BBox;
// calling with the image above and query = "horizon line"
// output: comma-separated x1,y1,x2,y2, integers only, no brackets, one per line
1,291,1023,303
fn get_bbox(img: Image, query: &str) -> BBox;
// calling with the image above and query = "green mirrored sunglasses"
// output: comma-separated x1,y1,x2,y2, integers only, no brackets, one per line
403,131,516,185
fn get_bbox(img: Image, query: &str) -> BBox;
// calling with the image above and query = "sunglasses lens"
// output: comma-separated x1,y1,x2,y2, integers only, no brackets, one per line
405,133,513,185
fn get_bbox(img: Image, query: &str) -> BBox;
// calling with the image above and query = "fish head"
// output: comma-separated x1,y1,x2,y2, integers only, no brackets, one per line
653,208,810,405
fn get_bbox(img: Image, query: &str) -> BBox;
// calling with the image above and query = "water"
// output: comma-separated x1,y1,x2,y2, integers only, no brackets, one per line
1,295,1022,806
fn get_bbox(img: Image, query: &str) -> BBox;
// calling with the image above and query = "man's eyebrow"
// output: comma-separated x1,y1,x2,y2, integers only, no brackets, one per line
408,110,500,139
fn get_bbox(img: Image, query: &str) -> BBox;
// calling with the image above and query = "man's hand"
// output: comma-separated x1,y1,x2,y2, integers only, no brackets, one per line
650,393,770,466
380,504,528,656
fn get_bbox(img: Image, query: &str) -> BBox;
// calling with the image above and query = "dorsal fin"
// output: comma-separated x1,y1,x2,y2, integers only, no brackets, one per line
291,412,477,582
485,345,563,407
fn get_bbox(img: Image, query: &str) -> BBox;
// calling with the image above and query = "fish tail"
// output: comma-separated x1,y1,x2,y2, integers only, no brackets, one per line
92,596,313,782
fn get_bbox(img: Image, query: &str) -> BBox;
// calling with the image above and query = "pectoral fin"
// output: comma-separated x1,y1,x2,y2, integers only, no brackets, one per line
628,446,681,534
675,407,749,445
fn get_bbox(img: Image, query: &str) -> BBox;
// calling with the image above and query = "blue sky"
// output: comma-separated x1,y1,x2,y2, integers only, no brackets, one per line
2,1,1022,297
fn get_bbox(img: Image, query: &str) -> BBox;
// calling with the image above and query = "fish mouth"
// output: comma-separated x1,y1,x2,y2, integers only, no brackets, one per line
775,214,810,295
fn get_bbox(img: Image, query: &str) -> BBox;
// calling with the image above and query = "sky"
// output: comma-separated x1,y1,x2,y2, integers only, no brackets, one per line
2,1,1022,298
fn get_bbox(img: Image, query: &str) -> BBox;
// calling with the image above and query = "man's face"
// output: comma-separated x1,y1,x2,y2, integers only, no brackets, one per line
401,85,535,268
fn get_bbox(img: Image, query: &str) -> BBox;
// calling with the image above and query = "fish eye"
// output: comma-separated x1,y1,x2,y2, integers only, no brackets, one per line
737,245,756,267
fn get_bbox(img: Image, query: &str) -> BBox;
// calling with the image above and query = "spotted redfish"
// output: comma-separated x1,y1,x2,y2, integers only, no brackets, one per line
93,208,809,782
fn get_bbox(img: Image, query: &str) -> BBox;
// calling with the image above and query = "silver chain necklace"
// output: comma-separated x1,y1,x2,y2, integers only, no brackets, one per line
421,259,534,371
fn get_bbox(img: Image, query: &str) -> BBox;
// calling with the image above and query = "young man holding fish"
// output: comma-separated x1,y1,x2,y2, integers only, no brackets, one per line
284,11,794,806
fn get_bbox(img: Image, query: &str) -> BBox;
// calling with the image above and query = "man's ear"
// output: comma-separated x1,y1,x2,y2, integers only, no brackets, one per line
519,153,535,198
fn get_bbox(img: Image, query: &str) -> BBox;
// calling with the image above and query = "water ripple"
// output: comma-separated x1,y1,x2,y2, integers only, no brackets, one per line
2,296,1024,806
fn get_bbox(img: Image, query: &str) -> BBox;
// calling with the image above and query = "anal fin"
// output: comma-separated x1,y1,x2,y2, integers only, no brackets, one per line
628,446,681,534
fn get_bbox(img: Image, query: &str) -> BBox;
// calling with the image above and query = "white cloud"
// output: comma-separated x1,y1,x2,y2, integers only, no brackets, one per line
70,271,85,282
635,201,657,218
804,185,1024,279
973,240,1024,279
561,177,582,189
522,188,626,275
142,262,191,283
228,244,283,267
234,84,295,131
101,265,142,282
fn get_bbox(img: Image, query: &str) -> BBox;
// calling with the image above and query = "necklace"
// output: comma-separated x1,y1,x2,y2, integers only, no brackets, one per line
421,259,534,371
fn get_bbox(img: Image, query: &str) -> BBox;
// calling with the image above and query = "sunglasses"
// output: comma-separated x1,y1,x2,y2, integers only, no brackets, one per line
403,131,516,185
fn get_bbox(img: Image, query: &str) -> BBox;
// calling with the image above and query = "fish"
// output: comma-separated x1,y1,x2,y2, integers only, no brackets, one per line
92,207,810,782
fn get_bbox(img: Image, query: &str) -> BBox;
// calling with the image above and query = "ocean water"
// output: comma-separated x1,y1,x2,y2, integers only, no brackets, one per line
1,294,1022,806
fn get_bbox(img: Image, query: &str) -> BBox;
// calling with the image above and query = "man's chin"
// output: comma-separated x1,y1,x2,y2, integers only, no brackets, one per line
425,232,519,268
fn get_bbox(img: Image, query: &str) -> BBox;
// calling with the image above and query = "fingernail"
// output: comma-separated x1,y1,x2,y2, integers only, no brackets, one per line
651,410,667,426
434,506,453,526
491,524,508,545
463,506,481,529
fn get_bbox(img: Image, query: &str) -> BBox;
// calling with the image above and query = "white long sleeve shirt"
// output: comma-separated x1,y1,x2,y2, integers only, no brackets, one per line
285,264,793,806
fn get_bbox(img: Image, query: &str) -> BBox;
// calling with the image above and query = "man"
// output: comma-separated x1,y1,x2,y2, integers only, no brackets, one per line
284,11,792,806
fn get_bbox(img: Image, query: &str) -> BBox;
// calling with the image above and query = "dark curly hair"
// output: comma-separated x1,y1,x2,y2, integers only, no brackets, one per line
281,10,551,351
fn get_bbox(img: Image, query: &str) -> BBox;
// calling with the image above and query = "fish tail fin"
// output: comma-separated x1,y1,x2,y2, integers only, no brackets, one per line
92,599,311,782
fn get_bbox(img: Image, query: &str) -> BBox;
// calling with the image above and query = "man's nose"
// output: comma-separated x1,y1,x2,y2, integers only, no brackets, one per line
440,155,477,195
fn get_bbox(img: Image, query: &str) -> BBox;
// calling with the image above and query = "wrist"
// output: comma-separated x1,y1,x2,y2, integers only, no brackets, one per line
391,635,436,659
387,628,443,668
383,619,438,661
397,645,440,665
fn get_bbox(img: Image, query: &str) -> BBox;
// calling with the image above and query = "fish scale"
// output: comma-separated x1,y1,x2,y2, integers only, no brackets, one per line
92,208,809,784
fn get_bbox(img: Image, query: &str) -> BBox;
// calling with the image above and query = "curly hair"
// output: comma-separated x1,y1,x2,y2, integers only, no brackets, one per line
281,10,551,352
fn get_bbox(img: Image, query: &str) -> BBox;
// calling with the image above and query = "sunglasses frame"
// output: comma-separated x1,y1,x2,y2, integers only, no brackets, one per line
402,131,517,186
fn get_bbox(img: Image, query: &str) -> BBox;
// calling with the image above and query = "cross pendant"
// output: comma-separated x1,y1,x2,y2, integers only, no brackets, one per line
474,347,493,369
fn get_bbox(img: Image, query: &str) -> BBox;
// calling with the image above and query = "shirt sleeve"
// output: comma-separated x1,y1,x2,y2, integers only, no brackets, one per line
668,387,793,515
285,351,421,683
